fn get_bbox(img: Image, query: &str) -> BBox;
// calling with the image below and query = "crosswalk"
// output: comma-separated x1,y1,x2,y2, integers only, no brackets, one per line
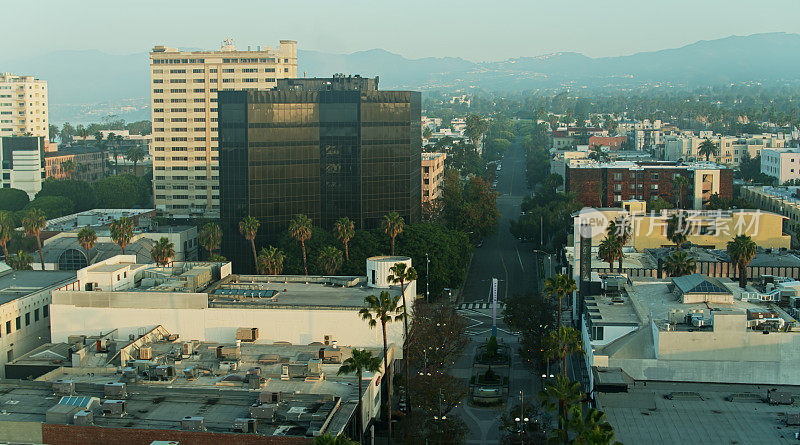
457,302,505,310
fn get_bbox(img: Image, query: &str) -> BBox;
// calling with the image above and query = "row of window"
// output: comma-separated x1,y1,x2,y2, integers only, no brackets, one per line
1,306,47,337
153,108,218,113
156,194,220,200
612,171,684,181
153,58,206,64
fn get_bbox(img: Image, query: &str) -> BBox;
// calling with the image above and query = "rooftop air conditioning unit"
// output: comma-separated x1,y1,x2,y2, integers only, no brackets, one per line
181,416,206,432
52,380,75,396
233,417,258,433
138,346,152,360
103,382,127,399
73,410,93,426
184,365,199,380
249,403,276,420
121,367,138,383
259,391,281,403
101,400,127,416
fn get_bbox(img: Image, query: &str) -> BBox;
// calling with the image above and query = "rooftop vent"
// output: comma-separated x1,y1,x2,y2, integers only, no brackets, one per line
233,417,258,433
73,410,93,426
101,400,127,416
181,416,206,432
52,380,75,396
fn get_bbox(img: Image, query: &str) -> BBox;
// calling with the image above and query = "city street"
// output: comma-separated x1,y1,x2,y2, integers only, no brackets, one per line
449,139,545,444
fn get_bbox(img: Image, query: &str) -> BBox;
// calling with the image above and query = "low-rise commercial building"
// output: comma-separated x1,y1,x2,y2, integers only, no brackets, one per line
564,160,733,209
51,255,412,352
35,209,198,270
582,273,800,389
421,152,446,202
0,264,75,377
0,326,390,443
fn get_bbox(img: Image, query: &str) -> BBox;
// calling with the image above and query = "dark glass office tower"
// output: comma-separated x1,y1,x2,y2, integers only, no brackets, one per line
218,75,421,272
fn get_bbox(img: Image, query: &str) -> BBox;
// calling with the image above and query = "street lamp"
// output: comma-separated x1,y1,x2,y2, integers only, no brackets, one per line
425,253,430,303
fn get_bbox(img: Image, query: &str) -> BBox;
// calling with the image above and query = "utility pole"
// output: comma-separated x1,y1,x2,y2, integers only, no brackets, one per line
491,278,498,337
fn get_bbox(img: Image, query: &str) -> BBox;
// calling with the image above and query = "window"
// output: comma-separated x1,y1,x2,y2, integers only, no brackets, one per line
25,312,30,326
613,173,622,181
650,173,659,180
169,69,186,74
651,184,659,190
192,69,205,73
222,68,235,73
614,184,622,191
591,326,604,341
15,316,20,330
153,88,163,93
169,79,186,83
5,320,10,334
170,89,186,93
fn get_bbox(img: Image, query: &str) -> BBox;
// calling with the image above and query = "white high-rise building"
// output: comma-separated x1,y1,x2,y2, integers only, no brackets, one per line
0,73,48,138
149,40,297,218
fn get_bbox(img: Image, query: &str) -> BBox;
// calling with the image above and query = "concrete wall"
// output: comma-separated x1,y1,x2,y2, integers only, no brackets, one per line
50,304,405,355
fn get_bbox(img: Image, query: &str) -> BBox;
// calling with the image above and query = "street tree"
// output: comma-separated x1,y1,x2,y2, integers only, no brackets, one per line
337,348,381,444
387,262,418,414
239,215,260,271
333,217,355,262
358,291,404,439
199,222,222,260
382,211,405,255
289,214,313,275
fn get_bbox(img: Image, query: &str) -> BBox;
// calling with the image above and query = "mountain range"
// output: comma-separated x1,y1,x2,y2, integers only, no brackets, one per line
2,32,798,123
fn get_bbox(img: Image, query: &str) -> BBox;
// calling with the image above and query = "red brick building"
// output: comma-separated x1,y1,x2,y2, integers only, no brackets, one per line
565,161,733,209
588,135,627,150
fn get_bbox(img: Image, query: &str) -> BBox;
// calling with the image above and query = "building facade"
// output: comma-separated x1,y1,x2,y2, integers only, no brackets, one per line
44,147,107,182
761,148,800,184
564,160,733,209
664,133,788,165
149,40,297,218
0,73,48,138
588,135,626,150
218,76,421,272
421,152,446,202
0,136,45,198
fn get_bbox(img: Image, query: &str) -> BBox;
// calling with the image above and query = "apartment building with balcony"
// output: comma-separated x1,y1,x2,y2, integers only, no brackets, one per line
564,160,732,209
421,152,446,202
664,132,789,166
149,40,297,218
0,73,48,139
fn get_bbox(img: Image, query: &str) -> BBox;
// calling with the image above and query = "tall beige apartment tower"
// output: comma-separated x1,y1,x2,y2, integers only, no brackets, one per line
149,39,297,218
0,73,49,138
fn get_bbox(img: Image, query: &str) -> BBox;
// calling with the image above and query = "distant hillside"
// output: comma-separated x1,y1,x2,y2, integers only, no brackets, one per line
2,32,798,123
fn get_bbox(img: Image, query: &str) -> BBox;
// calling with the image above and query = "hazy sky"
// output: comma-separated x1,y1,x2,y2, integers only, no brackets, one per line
6,0,800,61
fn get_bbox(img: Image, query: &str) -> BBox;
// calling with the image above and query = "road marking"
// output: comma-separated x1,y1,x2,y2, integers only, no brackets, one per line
516,248,524,272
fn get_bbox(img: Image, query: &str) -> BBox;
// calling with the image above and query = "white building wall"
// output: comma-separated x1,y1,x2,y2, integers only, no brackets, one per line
50,305,405,355
0,285,64,377
762,149,800,184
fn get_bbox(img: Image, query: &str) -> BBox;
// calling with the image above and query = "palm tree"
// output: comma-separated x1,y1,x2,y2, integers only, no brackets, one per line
543,274,577,330
125,144,146,174
382,212,405,255
198,222,222,260
77,125,89,150
337,348,382,444
0,211,14,261
663,250,696,277
565,405,621,445
110,216,134,254
727,234,757,289
288,214,312,275
151,237,175,266
359,291,404,439
312,434,358,445
672,175,690,209
539,375,583,435
545,326,583,379
8,250,33,271
22,209,47,269
333,217,355,262
606,216,631,245
598,235,622,272
387,262,418,414
697,138,719,162
77,227,97,264
256,246,285,275
61,160,76,179
666,213,688,250
238,216,260,272
316,246,343,275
